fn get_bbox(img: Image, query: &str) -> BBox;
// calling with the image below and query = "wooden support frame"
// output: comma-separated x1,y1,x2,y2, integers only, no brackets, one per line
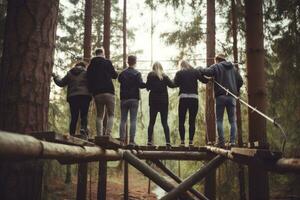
151,159,209,200
123,151,194,200
97,161,107,200
161,155,226,200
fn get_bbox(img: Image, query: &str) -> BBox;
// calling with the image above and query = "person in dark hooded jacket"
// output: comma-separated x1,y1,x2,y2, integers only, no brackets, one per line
52,61,91,136
200,54,243,147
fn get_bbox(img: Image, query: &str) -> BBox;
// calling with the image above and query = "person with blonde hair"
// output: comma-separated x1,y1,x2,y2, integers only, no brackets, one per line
146,62,176,148
174,59,208,147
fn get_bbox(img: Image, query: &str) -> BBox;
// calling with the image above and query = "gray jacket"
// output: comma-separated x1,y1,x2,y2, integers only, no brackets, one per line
53,66,91,100
200,61,243,97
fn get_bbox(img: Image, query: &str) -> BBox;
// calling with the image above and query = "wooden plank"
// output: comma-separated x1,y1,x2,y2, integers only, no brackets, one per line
124,145,207,152
94,136,122,149
231,148,282,160
29,131,95,146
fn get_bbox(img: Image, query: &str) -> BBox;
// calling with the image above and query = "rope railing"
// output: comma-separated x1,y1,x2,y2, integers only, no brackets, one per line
212,79,287,153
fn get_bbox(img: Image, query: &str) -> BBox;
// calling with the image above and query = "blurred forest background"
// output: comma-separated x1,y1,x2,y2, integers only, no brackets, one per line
0,0,299,199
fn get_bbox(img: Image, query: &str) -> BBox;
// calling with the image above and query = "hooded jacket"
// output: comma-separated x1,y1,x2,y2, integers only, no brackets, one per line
118,67,146,100
53,65,91,101
200,61,243,97
87,56,118,96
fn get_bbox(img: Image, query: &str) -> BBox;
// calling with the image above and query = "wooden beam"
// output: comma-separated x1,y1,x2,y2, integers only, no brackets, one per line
123,151,194,200
161,155,226,200
30,131,95,146
151,159,209,200
134,150,208,161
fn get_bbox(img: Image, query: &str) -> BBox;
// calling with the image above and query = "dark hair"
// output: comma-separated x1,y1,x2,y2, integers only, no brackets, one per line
75,61,86,68
215,54,226,63
128,55,137,66
95,48,104,56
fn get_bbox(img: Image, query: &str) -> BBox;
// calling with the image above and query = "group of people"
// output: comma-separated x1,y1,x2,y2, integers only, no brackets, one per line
53,48,243,148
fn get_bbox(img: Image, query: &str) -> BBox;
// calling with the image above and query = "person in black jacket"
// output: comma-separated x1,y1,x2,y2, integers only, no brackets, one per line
146,62,176,148
87,48,118,136
52,61,91,136
174,60,208,147
199,54,243,147
118,55,146,146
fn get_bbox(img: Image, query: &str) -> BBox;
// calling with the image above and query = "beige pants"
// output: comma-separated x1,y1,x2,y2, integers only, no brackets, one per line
94,93,115,136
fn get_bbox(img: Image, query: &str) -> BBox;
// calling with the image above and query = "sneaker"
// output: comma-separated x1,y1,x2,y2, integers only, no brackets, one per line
166,143,172,149
229,142,236,147
189,142,194,148
128,141,137,147
180,141,185,147
215,142,225,148
147,141,153,146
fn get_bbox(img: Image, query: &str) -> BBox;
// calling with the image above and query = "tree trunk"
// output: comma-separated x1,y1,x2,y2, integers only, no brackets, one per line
103,0,111,59
123,0,127,68
231,1,246,199
83,0,92,62
0,0,59,199
245,0,269,199
204,0,216,199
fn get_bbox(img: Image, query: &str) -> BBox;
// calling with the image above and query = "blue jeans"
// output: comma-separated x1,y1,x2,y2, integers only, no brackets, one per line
119,99,139,142
216,95,237,144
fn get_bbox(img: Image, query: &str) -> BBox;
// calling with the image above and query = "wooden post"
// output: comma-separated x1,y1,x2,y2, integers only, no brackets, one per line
205,0,216,199
245,1,269,199
123,151,194,200
161,155,226,200
97,161,107,200
152,160,209,200
77,164,88,200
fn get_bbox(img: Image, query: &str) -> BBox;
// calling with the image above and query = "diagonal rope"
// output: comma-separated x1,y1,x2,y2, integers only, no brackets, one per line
212,78,287,153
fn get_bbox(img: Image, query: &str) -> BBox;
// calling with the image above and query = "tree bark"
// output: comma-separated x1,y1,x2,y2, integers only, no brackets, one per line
123,0,127,68
245,0,269,199
231,1,246,199
103,0,111,59
0,0,59,199
204,0,216,199
83,0,92,62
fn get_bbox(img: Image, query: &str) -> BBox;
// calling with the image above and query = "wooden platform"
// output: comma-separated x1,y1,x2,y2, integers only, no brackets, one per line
29,131,95,146
94,135,123,149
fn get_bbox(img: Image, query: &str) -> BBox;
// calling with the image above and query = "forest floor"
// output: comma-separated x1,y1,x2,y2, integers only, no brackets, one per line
45,165,158,200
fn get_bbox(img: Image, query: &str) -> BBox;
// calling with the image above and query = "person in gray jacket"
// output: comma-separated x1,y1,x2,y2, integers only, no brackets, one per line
200,54,243,147
52,61,91,136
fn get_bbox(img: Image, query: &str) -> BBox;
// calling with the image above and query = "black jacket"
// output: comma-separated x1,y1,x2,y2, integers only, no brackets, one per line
118,67,146,100
146,72,176,106
87,56,118,96
200,61,243,97
53,65,91,101
174,68,208,95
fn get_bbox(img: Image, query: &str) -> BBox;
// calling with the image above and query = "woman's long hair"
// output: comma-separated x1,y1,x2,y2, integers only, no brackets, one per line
152,61,164,80
178,59,193,70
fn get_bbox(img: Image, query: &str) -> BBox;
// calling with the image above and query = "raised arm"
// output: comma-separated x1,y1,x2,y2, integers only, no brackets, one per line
195,68,209,84
199,64,217,77
52,73,69,87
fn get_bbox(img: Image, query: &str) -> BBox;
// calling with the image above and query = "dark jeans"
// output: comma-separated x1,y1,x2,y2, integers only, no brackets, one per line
179,98,198,142
119,99,139,142
148,104,170,144
68,95,91,135
215,95,237,144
